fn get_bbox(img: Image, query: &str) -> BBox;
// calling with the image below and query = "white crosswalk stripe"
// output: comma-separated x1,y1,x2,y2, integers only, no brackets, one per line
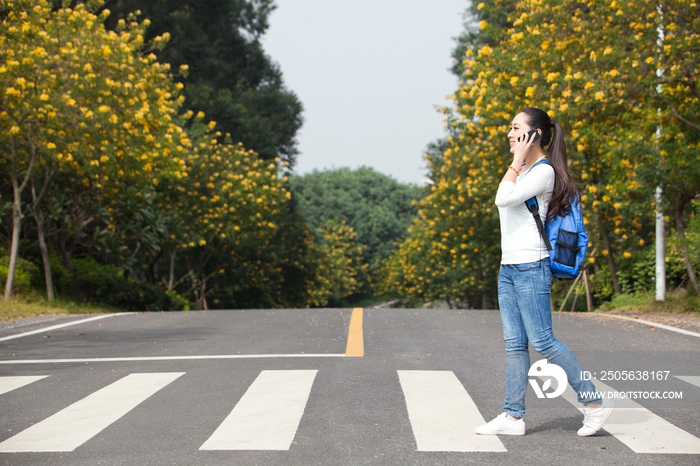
559,378,700,454
676,375,700,389
200,370,318,450
1,371,699,455
0,372,184,452
397,370,506,452
0,376,48,396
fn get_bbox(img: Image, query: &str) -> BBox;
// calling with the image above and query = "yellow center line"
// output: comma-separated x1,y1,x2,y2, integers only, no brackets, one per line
345,308,364,357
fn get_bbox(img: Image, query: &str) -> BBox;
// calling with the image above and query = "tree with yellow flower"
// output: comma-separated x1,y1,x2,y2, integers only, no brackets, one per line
152,111,290,309
487,0,700,294
382,0,700,307
0,0,189,299
311,219,368,306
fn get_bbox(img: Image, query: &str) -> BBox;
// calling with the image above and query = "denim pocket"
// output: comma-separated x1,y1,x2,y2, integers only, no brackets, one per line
513,262,538,272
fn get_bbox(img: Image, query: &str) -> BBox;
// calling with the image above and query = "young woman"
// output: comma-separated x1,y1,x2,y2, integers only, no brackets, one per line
475,107,614,437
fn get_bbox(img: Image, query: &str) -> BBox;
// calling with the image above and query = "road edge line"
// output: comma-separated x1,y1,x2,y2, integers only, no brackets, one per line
595,313,700,338
0,314,127,342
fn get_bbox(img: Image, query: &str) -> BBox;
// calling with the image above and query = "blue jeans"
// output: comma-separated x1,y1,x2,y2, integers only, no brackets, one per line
498,260,601,418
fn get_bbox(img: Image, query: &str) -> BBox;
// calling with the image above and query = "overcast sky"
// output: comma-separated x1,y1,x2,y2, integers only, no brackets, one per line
262,0,468,185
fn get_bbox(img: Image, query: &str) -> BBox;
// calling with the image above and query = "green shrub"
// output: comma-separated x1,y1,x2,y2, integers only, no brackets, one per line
0,256,42,295
597,289,700,314
589,227,697,305
589,266,614,303
55,257,188,311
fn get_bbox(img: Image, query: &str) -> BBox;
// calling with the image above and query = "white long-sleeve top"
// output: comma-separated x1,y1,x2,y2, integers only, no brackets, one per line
495,159,555,264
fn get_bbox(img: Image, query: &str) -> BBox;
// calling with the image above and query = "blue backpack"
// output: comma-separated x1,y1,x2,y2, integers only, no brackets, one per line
524,160,588,279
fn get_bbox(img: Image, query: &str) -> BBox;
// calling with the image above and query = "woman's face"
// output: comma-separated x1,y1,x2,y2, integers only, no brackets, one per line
507,112,532,153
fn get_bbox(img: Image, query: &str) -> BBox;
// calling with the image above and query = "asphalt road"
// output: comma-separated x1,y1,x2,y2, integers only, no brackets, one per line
0,308,698,466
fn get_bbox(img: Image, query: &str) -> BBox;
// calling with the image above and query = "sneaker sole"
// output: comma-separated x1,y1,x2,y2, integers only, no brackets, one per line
475,429,526,436
577,407,614,437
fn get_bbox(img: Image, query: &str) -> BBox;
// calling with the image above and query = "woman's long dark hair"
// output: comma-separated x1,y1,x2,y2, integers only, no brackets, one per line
519,107,578,220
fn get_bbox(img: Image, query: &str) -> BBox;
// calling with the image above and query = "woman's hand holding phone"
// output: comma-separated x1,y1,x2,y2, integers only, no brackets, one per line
511,128,541,171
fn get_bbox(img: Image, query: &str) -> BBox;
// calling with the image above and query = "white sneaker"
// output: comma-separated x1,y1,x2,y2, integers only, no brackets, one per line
475,413,526,436
578,398,615,437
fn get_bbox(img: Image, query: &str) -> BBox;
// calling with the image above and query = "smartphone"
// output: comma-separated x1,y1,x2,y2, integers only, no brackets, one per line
517,128,541,142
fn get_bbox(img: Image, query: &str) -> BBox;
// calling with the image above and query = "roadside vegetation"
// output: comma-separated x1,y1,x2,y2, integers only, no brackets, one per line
0,1,418,312
2,0,698,319
379,0,700,313
597,290,700,316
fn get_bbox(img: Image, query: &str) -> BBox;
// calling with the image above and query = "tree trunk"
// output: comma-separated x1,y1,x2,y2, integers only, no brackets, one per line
583,270,593,311
32,178,55,301
4,136,37,300
601,227,622,294
675,196,700,293
167,251,176,292
199,274,209,310
56,235,74,270
34,207,55,301
5,195,22,300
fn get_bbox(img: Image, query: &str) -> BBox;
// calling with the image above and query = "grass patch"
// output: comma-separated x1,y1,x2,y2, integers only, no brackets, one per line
0,294,118,322
596,289,700,316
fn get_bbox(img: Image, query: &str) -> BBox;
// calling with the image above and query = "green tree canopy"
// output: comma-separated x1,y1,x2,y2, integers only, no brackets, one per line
289,167,423,277
98,0,303,167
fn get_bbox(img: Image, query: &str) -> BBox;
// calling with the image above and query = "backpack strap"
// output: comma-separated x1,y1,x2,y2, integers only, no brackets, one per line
525,197,552,251
523,159,552,251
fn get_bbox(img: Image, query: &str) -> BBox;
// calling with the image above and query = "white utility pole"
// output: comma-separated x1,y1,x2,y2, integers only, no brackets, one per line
655,186,665,301
655,6,666,302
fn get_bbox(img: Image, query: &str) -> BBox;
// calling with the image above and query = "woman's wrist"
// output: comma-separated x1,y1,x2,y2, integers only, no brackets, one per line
511,156,525,167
